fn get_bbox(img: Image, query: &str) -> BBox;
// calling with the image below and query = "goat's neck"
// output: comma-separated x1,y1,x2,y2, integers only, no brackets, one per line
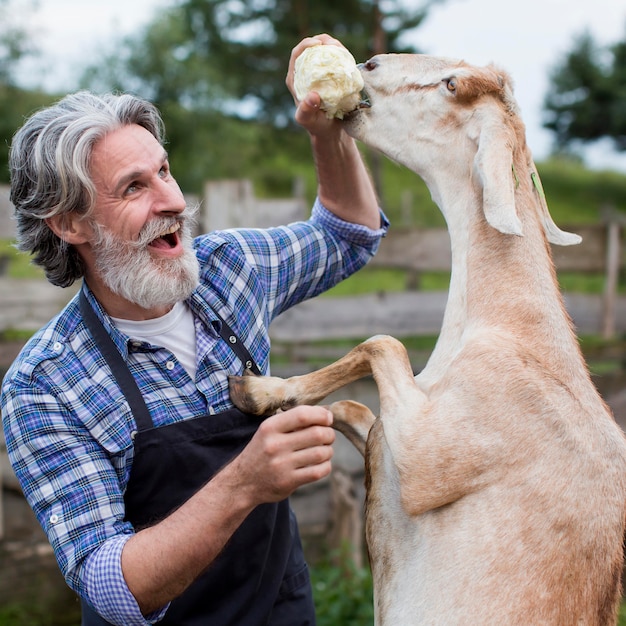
420,176,585,387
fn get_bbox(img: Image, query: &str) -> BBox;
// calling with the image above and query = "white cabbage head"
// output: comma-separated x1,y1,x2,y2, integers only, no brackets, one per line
294,44,364,119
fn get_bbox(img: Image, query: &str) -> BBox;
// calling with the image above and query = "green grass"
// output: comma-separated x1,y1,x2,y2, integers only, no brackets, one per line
538,158,626,225
347,153,626,229
0,603,80,626
323,265,623,298
310,552,375,626
0,239,43,280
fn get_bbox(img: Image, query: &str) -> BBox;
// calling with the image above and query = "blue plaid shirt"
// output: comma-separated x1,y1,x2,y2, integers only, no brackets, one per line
1,200,387,625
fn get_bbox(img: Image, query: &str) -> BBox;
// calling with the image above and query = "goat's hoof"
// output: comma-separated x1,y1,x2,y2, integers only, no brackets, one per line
228,374,275,417
229,375,262,415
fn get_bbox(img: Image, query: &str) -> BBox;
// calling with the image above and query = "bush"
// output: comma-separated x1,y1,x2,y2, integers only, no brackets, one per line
310,550,375,626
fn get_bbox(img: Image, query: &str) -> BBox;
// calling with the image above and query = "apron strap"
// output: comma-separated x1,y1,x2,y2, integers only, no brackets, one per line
79,289,262,430
214,315,262,376
80,290,154,431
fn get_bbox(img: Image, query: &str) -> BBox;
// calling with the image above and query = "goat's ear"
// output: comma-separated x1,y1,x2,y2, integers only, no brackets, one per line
474,113,523,237
530,169,582,246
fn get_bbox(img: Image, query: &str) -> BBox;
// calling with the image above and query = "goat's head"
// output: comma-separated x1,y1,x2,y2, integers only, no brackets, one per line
345,54,580,246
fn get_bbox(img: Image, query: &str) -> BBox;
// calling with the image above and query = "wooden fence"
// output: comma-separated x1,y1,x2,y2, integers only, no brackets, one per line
271,217,626,345
0,181,625,605
1,180,625,340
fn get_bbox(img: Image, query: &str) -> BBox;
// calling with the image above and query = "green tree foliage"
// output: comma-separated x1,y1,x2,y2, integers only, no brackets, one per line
0,0,56,184
0,86,58,184
82,0,443,124
543,30,626,153
0,0,36,86
80,0,445,194
170,0,439,125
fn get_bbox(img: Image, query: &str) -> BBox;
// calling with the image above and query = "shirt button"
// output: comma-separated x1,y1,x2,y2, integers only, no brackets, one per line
131,340,142,349
49,514,59,524
53,342,63,352
166,361,175,370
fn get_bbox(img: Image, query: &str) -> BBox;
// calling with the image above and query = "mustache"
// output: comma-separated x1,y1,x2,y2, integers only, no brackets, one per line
93,202,199,249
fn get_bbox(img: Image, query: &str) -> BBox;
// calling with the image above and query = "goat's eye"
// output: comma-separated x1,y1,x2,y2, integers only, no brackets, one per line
444,77,457,92
364,59,378,71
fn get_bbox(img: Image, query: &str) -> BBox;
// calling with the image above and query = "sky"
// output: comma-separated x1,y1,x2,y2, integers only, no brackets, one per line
12,0,626,172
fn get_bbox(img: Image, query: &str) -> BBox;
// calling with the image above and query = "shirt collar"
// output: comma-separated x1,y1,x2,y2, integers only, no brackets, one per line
81,281,224,351
187,284,222,336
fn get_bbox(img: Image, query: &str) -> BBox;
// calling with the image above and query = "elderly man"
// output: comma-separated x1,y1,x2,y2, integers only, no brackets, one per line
1,35,386,625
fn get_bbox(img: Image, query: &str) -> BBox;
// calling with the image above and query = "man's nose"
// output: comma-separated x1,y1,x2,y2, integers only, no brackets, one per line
154,176,186,214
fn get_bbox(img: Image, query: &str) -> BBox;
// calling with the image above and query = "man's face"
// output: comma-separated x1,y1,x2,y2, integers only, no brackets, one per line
85,124,199,317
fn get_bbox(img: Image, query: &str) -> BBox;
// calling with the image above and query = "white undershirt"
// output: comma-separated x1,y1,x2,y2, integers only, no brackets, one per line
112,301,198,379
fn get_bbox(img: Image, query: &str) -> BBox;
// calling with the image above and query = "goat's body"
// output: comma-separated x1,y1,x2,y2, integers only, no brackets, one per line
366,336,625,624
230,53,626,624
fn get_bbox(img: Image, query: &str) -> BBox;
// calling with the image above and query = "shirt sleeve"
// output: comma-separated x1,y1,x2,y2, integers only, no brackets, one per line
310,197,389,250
82,535,169,625
267,197,389,318
1,344,157,624
195,197,389,324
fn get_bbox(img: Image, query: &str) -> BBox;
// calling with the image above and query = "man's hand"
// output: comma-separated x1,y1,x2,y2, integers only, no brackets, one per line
122,405,335,615
234,405,336,505
285,36,380,229
286,34,349,137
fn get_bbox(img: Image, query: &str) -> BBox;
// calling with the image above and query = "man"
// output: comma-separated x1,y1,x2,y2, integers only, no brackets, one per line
1,35,386,625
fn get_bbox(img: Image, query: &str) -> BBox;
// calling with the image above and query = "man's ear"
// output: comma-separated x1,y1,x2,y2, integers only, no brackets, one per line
45,213,93,245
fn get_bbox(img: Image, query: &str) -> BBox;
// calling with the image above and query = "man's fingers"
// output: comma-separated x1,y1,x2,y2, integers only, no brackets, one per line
269,405,334,432
286,34,346,96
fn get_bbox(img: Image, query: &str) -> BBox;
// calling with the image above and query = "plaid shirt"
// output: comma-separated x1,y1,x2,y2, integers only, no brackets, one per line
1,200,387,625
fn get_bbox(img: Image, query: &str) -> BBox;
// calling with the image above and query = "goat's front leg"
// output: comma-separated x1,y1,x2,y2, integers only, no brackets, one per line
229,335,413,454
229,334,402,416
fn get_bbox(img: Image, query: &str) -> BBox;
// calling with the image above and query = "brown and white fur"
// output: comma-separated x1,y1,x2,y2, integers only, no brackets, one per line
230,54,626,625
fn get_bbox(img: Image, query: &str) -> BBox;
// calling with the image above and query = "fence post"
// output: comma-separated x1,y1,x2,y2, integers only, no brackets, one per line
601,206,625,340
328,468,363,569
202,179,255,232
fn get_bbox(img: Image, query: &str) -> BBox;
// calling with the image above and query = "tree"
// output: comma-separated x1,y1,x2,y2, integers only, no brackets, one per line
83,0,444,125
80,0,446,196
0,0,36,86
0,0,54,185
543,30,626,153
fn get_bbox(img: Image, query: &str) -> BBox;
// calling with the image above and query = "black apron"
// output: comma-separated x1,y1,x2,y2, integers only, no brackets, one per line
78,292,315,626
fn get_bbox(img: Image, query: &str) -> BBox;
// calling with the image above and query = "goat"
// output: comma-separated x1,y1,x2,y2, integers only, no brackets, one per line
230,54,626,625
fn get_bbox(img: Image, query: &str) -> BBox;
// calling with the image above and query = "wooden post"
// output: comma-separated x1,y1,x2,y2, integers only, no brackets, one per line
328,468,363,568
400,189,413,226
601,205,625,340
202,179,255,232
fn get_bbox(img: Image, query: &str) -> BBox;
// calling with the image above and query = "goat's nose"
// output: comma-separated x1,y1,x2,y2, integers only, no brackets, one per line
361,58,379,71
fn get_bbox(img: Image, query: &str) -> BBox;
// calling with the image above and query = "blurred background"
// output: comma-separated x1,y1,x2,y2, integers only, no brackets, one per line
1,0,626,624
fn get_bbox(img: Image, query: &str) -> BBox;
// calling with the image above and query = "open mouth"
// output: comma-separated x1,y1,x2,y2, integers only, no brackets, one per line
345,90,371,119
148,223,181,250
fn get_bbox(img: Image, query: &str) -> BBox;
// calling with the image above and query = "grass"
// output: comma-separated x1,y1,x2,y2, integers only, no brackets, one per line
0,603,80,626
323,266,624,298
0,239,44,280
310,551,375,626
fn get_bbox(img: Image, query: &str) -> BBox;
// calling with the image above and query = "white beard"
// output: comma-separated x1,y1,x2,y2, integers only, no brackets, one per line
91,205,200,310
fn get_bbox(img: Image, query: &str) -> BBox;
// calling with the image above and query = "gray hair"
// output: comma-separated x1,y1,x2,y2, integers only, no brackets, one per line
9,91,166,287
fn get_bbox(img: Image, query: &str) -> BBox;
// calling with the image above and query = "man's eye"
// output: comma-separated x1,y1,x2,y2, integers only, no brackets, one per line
125,183,139,195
